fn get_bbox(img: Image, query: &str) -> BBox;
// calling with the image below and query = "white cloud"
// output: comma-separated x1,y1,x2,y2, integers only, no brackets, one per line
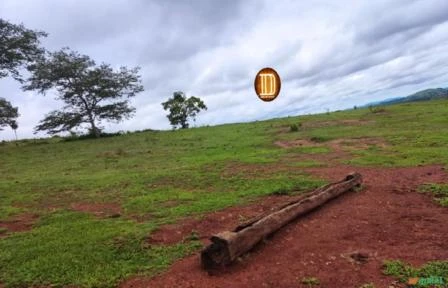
1,0,448,139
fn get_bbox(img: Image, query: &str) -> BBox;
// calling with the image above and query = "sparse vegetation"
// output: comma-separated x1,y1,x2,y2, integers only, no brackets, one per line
383,260,448,285
301,276,320,286
419,184,448,207
368,105,386,114
359,284,375,288
310,136,331,143
185,230,200,241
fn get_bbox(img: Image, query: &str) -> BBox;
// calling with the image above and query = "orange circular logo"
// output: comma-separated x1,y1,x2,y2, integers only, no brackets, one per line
254,67,281,102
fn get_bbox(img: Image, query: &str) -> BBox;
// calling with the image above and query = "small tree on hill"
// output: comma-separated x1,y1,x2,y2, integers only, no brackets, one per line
24,48,144,137
161,91,207,129
0,18,47,82
0,97,19,138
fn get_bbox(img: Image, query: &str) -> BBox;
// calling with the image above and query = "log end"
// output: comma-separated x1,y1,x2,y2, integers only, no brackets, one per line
345,172,362,187
201,232,235,270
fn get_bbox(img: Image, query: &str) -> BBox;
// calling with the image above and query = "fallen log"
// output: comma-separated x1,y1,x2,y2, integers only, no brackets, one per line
201,172,362,269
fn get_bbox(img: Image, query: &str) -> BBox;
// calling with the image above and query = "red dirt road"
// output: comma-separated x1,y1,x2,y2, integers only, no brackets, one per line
120,165,448,288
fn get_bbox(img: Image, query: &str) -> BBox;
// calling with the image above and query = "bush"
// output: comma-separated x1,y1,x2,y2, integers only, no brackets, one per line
289,123,300,132
368,105,386,114
63,131,123,142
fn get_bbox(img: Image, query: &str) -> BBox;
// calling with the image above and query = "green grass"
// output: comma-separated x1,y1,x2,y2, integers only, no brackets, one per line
383,260,448,287
1,99,448,286
0,211,200,287
419,184,448,207
0,117,323,287
277,100,448,167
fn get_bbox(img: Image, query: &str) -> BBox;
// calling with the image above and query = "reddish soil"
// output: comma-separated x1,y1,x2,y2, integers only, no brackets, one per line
0,213,39,237
120,165,448,288
274,137,389,167
69,202,121,218
147,195,309,245
303,119,374,128
275,137,387,152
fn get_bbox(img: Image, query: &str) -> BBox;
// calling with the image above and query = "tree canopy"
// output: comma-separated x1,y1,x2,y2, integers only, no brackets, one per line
0,18,47,82
162,91,207,129
24,48,144,137
0,97,19,132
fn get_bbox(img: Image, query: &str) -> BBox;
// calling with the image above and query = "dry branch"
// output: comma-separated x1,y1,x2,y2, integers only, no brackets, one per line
201,172,362,269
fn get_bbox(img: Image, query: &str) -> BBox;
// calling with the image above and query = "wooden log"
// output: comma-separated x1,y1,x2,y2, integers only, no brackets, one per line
201,172,362,269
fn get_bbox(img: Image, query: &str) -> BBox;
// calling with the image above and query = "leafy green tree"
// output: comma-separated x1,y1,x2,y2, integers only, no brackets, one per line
0,18,47,82
162,91,207,129
0,97,19,138
24,48,144,138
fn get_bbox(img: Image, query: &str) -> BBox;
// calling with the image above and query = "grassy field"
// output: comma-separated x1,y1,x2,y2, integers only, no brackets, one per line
1,99,448,287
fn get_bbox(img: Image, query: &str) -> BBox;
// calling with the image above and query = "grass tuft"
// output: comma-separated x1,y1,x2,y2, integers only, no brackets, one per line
301,276,320,286
383,260,448,285
419,184,448,207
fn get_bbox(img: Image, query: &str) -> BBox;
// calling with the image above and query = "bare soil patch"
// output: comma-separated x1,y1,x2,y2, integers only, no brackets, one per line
275,137,389,166
275,137,387,151
0,213,39,237
303,119,374,128
274,139,316,148
120,165,448,288
69,202,121,218
277,119,373,134
147,195,305,245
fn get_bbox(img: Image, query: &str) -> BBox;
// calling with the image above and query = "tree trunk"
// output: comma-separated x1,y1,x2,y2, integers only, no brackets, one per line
89,120,101,138
201,172,362,269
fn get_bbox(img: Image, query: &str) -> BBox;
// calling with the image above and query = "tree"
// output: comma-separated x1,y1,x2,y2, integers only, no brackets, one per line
0,97,19,138
162,91,207,129
0,18,47,82
23,48,144,137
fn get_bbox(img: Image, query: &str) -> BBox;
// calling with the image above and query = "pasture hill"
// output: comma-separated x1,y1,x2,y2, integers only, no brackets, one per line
369,87,448,106
0,98,448,287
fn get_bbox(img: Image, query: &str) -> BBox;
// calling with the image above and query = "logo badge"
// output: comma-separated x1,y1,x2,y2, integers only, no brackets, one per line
254,67,281,102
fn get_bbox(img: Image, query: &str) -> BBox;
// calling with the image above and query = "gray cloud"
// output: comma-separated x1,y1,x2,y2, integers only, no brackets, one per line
1,0,448,140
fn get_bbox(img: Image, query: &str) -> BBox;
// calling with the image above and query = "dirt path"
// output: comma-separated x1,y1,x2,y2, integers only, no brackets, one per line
120,165,448,288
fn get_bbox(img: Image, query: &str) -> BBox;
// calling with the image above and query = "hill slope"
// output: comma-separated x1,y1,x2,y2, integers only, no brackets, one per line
0,99,448,287
372,87,448,106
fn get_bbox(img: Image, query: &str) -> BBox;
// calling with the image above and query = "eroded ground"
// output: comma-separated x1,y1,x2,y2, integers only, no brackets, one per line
120,165,448,288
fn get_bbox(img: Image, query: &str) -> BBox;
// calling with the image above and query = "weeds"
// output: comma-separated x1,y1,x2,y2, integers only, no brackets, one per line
301,276,320,286
419,184,448,207
383,260,448,285
290,123,301,132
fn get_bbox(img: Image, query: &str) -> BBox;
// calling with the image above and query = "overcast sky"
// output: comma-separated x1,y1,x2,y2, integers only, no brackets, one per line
1,0,448,140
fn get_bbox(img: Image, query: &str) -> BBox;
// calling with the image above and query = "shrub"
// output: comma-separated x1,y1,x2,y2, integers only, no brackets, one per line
368,105,386,114
290,123,300,132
